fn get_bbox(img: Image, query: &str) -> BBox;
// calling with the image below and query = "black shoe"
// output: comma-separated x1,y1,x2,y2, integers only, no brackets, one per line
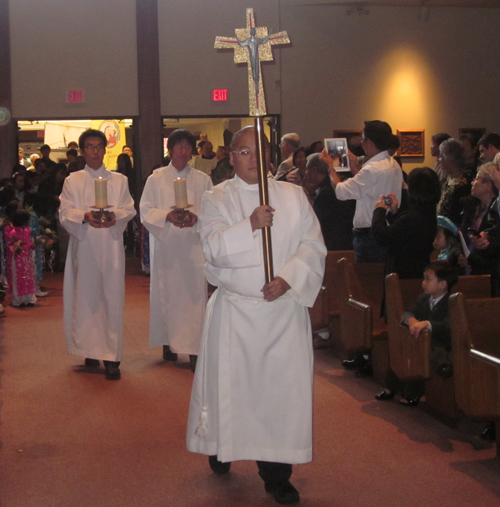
399,397,420,407
208,455,231,474
375,390,395,401
265,480,300,505
436,363,453,380
189,355,197,373
342,356,368,370
354,364,373,378
163,345,178,362
480,422,496,441
84,358,100,368
103,361,121,380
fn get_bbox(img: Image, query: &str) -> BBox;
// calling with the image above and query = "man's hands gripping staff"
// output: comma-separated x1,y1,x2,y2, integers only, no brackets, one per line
250,204,291,302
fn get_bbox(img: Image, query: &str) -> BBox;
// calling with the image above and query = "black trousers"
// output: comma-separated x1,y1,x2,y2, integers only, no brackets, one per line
256,461,292,484
385,368,424,400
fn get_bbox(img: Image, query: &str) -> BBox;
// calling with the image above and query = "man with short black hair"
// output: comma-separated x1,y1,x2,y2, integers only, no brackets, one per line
66,149,78,164
478,132,500,163
140,129,212,372
322,120,403,263
59,128,135,380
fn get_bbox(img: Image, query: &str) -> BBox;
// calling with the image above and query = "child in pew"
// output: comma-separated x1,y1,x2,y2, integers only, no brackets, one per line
433,215,462,263
375,262,459,406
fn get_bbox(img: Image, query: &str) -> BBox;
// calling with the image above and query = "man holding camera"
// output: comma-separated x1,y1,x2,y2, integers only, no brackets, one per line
321,120,403,263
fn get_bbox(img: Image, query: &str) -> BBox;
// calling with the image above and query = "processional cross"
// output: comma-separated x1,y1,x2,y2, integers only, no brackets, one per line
215,9,290,283
215,8,290,117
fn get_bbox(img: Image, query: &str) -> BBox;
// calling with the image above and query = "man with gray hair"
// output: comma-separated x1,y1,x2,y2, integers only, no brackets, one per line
437,138,470,226
306,154,355,251
274,132,300,179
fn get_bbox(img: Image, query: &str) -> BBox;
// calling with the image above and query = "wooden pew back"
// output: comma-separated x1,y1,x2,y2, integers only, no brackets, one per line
324,251,356,318
450,293,500,421
386,274,492,381
337,257,386,352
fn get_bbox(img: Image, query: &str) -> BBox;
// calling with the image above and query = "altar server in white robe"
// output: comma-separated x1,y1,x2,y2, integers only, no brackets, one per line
140,129,212,372
59,129,135,381
187,127,326,505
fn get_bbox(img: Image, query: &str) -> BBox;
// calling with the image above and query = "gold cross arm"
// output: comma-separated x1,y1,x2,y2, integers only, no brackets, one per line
214,8,290,116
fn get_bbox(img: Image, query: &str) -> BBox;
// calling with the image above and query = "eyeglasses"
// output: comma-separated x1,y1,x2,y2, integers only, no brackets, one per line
232,149,254,156
84,144,105,152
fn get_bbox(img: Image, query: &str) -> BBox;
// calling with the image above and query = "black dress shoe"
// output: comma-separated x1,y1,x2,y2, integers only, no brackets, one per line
399,397,420,407
436,363,453,380
354,364,373,378
208,455,231,474
189,355,197,373
480,421,496,441
84,358,100,368
103,361,121,380
342,356,368,370
163,345,178,362
265,480,300,505
375,390,395,401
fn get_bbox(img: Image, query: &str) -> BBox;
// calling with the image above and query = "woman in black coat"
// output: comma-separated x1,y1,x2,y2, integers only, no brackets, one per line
372,166,441,281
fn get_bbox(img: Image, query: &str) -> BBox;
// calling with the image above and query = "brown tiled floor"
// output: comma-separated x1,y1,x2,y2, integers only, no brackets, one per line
1,260,499,506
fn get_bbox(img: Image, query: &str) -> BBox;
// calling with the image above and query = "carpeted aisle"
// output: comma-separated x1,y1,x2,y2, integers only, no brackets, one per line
0,259,499,507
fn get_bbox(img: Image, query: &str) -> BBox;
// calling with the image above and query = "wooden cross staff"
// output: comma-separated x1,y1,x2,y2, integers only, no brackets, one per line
215,8,290,283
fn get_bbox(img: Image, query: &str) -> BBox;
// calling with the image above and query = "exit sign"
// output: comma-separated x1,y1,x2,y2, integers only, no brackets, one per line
65,90,85,103
212,89,228,102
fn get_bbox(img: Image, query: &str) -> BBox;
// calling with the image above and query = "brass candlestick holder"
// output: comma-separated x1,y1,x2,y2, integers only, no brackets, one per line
170,204,193,225
90,205,114,224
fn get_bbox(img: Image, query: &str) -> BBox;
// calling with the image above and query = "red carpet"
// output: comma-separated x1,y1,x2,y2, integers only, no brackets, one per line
0,259,499,506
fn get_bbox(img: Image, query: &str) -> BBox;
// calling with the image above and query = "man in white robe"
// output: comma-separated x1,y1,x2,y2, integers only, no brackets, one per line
140,129,212,371
59,129,135,380
186,127,326,504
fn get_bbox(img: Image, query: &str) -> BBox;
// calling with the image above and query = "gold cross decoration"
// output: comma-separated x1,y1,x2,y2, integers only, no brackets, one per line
215,8,290,117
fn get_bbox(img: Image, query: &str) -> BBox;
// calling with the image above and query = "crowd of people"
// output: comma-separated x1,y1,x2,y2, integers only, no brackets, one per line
2,120,500,503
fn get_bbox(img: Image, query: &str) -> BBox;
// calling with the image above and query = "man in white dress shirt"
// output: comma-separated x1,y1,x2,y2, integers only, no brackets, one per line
186,126,326,504
140,130,212,371
59,129,135,380
322,120,403,263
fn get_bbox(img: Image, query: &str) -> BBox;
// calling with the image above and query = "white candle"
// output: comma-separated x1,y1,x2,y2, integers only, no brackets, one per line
174,178,188,209
95,177,108,208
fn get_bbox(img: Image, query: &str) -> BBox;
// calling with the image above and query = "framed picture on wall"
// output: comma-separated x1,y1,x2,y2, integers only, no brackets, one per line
397,129,425,157
458,128,486,147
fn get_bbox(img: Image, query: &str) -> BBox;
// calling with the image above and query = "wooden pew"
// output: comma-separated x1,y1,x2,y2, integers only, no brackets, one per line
385,273,491,426
309,286,329,332
449,293,500,454
309,251,355,336
337,257,387,383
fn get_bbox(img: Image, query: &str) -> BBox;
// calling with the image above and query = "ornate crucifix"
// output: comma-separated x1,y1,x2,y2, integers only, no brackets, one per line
215,9,290,283
215,8,290,117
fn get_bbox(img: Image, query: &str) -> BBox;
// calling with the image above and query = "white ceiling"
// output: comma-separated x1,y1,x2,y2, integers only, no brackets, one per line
281,0,500,7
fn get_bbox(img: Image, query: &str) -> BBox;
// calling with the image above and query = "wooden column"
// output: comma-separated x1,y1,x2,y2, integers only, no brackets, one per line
135,0,163,190
0,0,17,179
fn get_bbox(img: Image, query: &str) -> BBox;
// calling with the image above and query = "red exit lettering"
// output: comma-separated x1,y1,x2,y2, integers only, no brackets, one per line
66,90,85,103
212,89,228,102
69,91,82,102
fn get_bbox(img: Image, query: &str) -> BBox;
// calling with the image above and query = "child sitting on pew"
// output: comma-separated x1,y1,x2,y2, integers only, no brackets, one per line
375,262,459,406
433,216,462,262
